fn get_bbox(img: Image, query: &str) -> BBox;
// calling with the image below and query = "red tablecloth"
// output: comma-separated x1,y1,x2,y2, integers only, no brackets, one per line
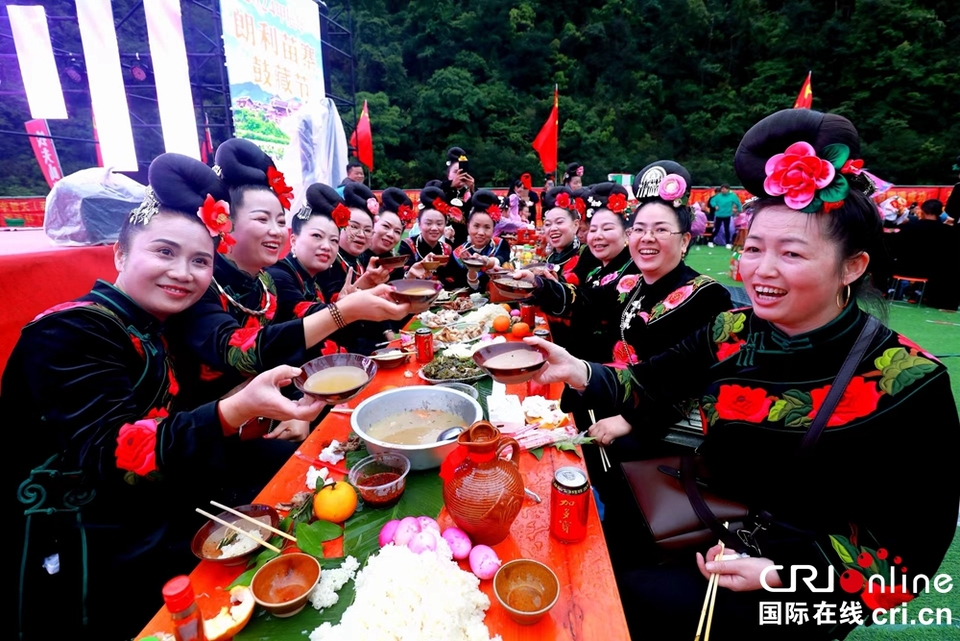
0,229,116,381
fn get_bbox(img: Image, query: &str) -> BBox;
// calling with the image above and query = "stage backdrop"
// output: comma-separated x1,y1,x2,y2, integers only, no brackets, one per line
219,0,325,160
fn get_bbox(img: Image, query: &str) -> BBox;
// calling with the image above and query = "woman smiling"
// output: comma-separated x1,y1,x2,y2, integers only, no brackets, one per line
441,189,511,291
526,111,960,639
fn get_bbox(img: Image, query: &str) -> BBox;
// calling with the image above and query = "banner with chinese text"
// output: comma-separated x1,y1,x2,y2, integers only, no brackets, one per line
219,0,325,159
25,119,64,189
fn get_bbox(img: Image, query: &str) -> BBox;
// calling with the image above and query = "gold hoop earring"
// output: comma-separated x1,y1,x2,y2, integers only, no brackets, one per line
837,284,852,309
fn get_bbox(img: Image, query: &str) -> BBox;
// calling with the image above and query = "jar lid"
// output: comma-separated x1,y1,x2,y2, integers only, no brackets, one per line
161,575,196,613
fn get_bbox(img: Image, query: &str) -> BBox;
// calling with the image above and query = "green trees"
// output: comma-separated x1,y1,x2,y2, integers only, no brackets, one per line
337,0,960,189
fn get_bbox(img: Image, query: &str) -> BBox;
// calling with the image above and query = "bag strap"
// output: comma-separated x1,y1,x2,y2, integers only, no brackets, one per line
799,315,881,451
681,314,882,552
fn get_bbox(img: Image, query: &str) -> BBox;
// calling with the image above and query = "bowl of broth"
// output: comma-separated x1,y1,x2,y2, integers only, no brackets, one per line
492,278,536,300
191,504,280,566
374,254,410,272
460,255,488,269
473,342,546,385
294,353,377,404
251,553,321,618
351,386,484,470
493,559,560,625
390,279,443,306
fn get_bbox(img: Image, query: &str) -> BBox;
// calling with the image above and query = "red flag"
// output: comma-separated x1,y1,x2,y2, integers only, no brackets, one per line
201,111,214,164
25,119,64,188
532,86,559,174
349,100,373,171
793,72,813,109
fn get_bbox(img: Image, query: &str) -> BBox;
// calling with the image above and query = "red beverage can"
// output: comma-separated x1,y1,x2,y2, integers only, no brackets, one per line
415,327,434,363
519,303,536,327
533,328,551,342
550,466,590,543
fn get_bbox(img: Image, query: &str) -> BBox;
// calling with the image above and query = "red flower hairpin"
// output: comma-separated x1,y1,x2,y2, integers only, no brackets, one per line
573,197,586,217
555,193,571,209
447,206,464,223
331,203,351,228
396,203,416,226
197,194,234,254
764,141,854,213
266,166,294,210
432,198,450,215
485,204,502,223
607,193,628,214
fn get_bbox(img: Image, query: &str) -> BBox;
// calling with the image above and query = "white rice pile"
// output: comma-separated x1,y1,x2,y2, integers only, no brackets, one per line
309,539,502,641
217,526,264,558
309,556,361,610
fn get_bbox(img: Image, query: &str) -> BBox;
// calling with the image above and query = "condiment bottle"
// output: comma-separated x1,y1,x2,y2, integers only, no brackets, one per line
162,576,206,641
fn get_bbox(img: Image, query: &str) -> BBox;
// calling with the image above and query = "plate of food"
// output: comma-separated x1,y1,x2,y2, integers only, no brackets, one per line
433,322,485,347
441,296,476,313
419,354,487,383
418,309,462,328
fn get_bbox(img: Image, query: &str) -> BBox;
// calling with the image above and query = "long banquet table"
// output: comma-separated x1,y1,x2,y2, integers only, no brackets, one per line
138,336,630,640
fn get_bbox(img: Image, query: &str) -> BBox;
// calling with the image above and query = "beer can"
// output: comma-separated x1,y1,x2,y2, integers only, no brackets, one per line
519,303,536,327
415,327,434,363
533,328,551,342
550,466,590,543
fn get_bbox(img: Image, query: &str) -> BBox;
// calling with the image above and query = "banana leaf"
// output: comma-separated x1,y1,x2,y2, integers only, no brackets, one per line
234,578,356,640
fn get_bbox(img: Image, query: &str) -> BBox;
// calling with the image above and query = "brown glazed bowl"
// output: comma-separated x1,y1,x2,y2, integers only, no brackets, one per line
374,254,410,271
251,553,321,618
390,279,442,306
492,278,535,300
493,559,560,625
460,255,488,269
370,347,411,369
191,504,280,566
473,342,546,385
293,353,377,403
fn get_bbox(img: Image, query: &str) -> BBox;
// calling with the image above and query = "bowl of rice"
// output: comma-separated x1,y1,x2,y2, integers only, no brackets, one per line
190,504,280,566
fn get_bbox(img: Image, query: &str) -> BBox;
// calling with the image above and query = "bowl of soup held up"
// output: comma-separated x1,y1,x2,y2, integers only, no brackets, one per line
350,386,484,470
390,279,443,306
294,353,377,404
473,342,546,385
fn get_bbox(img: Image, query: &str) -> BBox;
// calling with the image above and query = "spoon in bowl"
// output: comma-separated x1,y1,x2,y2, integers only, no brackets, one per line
436,426,466,442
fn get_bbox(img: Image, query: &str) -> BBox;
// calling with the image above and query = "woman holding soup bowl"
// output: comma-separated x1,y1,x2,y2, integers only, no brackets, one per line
5,154,326,639
441,189,512,291
397,185,455,277
361,187,416,280
525,110,960,640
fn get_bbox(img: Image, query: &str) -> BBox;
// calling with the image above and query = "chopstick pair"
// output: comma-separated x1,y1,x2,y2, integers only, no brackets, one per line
694,523,729,641
587,409,612,473
196,500,297,555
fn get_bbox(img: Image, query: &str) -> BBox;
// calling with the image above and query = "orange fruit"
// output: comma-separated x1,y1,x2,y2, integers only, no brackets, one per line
492,316,512,333
313,481,358,523
511,322,531,337
203,586,254,641
500,303,512,313
501,262,513,270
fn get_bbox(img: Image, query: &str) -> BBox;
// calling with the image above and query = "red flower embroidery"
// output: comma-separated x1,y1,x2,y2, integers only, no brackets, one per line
662,285,694,310
129,334,145,359
716,340,746,361
217,232,236,255
486,204,502,223
320,340,347,356
266,166,294,210
116,419,158,476
32,301,94,323
617,274,640,294
599,272,618,287
607,193,628,214
264,292,276,321
806,376,882,427
897,335,938,361
612,341,638,367
197,194,232,235
294,301,314,318
554,193,571,209
396,203,416,226
840,158,864,176
861,583,914,611
167,368,179,397
763,141,835,210
331,203,351,228
199,364,222,381
243,314,261,329
715,385,773,423
229,327,260,352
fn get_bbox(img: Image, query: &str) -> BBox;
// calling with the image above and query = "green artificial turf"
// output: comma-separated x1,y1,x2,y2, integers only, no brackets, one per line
685,246,960,640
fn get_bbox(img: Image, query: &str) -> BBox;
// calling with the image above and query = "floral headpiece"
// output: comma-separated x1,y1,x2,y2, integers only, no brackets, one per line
266,166,294,210
396,203,416,227
585,196,603,218
484,203,502,223
331,203,351,228
129,187,161,226
764,141,864,213
432,197,463,223
553,192,586,218
366,197,380,216
658,174,688,208
197,194,235,254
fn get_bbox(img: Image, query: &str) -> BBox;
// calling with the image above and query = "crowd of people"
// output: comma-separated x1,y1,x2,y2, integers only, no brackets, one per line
7,108,959,640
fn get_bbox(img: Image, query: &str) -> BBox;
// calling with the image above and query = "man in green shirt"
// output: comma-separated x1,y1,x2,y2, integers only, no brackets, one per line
708,184,741,248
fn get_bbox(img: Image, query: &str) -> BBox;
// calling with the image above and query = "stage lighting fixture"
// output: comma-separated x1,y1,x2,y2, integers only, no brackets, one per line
64,58,85,84
130,53,150,82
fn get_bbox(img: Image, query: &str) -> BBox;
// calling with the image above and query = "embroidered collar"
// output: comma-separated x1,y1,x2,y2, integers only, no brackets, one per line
89,280,163,334
283,255,323,298
586,246,632,284
763,302,863,352
414,235,444,260
213,255,271,316
548,239,580,266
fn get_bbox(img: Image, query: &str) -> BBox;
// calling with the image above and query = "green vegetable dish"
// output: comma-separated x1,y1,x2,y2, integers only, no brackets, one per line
421,354,484,381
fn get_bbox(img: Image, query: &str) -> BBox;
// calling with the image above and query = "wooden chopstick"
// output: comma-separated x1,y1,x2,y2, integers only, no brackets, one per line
694,523,729,641
195,508,282,554
209,500,296,543
587,409,612,473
